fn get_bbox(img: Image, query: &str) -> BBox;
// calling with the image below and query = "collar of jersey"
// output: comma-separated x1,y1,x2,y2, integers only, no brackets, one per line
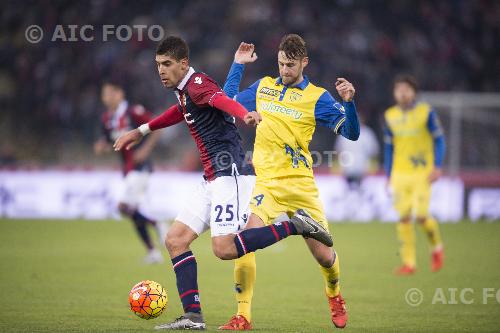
177,67,196,90
275,75,309,90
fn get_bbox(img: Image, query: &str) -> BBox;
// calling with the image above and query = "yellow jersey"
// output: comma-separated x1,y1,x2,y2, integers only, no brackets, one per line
234,75,350,180
384,102,444,176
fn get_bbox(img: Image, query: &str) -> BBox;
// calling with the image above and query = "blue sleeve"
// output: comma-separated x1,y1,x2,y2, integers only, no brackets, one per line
383,125,393,177
427,109,446,167
223,62,244,98
314,91,360,140
223,62,259,111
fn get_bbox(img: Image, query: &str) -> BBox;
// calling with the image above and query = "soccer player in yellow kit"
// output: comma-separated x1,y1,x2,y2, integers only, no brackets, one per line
220,35,360,330
383,75,446,276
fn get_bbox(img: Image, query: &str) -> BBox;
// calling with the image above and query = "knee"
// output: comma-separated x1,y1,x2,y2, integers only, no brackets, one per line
165,230,188,253
212,241,235,260
317,250,335,268
309,242,335,267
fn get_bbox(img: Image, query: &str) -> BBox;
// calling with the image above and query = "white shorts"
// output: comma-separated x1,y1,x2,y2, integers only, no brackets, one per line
117,170,150,208
176,175,256,237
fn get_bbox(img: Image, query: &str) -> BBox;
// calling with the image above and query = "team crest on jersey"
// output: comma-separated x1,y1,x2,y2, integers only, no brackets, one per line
409,153,427,168
284,144,310,169
289,91,302,102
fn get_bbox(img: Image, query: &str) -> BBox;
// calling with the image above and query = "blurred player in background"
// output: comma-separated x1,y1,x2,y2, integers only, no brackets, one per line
114,36,332,330
222,35,360,329
383,75,446,275
94,81,166,264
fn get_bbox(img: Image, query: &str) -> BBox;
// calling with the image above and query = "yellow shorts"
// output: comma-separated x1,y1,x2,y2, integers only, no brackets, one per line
250,176,330,232
390,174,431,218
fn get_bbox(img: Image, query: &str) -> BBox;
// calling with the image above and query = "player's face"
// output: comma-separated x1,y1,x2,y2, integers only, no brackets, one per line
278,51,308,86
393,82,416,107
101,85,124,111
156,54,189,88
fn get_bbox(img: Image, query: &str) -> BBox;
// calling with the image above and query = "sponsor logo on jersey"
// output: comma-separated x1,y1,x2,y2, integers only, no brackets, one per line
260,101,302,120
258,87,280,98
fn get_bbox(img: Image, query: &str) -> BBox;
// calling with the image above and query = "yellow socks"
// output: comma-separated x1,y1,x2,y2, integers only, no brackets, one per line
420,217,443,249
234,253,256,322
320,251,340,298
397,222,416,267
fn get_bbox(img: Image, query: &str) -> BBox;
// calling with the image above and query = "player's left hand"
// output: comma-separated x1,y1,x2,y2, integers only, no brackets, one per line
113,129,143,151
428,168,443,183
244,111,262,126
335,78,355,102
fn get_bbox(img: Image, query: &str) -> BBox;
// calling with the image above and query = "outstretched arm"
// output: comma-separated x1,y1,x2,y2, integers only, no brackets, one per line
187,68,261,126
210,94,261,126
223,42,260,113
113,104,182,151
224,42,258,98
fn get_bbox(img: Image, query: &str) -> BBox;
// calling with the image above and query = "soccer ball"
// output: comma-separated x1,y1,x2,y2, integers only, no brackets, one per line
128,280,168,319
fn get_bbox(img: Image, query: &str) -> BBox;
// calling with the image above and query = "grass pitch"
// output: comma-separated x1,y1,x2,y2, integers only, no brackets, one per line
0,219,499,332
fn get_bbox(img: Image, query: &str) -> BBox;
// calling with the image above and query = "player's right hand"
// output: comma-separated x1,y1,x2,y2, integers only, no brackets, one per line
244,111,262,126
113,129,143,151
234,42,258,64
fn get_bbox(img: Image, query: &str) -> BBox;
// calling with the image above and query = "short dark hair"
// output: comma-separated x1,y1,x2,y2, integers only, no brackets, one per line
394,74,418,91
279,34,307,60
156,36,189,61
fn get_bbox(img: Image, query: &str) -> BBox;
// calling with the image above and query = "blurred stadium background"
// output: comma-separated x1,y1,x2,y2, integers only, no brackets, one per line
1,1,499,332
1,0,499,220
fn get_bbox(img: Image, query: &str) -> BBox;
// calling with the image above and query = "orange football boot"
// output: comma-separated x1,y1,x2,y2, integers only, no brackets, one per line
394,265,416,275
328,294,348,328
431,247,444,272
218,315,252,331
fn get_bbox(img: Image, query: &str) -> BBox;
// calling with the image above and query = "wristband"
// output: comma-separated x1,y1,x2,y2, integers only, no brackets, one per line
138,123,151,136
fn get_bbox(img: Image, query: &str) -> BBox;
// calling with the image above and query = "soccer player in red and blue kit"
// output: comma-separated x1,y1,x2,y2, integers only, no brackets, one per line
114,36,334,330
94,81,166,264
